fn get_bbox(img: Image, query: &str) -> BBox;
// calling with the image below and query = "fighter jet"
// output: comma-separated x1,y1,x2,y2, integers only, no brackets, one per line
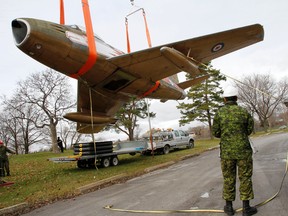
11,18,264,133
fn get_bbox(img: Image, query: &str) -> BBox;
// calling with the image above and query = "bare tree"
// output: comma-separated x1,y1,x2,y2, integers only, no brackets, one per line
236,74,288,132
106,98,155,141
59,121,83,149
1,95,44,154
15,69,76,152
0,113,18,153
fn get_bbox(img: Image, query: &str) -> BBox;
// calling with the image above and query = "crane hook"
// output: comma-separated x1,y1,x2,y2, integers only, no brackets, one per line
130,0,134,6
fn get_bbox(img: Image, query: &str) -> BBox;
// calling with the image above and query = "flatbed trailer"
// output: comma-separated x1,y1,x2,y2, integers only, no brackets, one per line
49,140,147,168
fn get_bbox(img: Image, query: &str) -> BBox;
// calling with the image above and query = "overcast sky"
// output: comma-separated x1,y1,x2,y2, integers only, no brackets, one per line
1,0,288,140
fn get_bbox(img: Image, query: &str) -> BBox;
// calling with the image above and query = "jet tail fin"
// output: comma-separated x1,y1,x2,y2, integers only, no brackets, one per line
160,74,208,103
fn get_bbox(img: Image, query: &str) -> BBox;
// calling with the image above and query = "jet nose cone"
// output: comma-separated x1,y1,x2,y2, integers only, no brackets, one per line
12,19,30,46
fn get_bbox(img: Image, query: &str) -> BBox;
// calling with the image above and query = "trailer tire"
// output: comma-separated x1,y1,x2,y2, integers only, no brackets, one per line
77,160,87,169
88,159,96,168
101,157,110,168
163,145,170,154
111,156,119,166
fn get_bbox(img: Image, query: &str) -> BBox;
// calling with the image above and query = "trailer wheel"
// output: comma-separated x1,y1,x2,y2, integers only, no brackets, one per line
88,159,96,168
111,156,119,166
101,157,110,168
163,145,170,154
77,160,87,169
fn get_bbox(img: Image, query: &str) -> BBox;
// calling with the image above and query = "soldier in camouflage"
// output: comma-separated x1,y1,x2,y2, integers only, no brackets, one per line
212,86,257,216
0,140,15,177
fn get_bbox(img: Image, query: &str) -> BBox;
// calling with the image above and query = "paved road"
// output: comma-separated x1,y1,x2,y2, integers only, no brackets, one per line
23,132,288,216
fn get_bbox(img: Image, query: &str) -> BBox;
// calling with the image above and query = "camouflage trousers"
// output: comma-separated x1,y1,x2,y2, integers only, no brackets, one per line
0,159,9,177
0,160,4,177
221,158,254,201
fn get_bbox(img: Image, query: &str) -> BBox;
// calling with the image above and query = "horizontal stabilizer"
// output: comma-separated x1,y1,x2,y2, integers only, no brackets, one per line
64,112,117,125
177,75,209,90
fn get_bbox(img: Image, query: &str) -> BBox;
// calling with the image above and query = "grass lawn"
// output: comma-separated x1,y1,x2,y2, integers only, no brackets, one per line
0,139,219,209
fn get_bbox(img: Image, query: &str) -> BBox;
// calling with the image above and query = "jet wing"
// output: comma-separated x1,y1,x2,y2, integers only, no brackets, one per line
66,24,263,134
107,24,264,82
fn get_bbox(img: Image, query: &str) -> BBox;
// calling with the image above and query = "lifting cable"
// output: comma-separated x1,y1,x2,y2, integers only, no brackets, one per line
254,150,288,209
192,59,279,100
220,72,278,100
89,87,98,170
125,7,152,52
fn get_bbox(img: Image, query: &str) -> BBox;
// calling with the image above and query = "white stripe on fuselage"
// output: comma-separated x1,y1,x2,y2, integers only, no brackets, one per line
65,31,124,57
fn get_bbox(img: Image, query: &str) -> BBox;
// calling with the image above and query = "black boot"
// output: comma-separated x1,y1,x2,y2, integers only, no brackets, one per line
224,201,234,216
243,200,257,216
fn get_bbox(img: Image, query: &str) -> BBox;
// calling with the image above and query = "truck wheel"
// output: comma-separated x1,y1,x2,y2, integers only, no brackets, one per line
187,140,194,149
111,156,119,166
163,145,170,154
101,157,110,168
77,160,87,169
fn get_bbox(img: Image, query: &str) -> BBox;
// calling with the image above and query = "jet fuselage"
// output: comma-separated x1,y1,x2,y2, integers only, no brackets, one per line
12,18,186,102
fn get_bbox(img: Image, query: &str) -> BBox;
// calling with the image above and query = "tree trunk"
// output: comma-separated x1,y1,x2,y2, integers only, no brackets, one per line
50,124,59,153
207,110,214,140
128,128,134,141
263,118,270,133
14,135,19,155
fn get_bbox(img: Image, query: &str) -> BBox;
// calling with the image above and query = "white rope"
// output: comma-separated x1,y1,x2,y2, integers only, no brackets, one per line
89,87,98,170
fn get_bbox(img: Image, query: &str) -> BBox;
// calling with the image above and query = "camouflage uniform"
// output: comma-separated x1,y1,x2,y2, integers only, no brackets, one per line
0,145,15,176
212,100,254,201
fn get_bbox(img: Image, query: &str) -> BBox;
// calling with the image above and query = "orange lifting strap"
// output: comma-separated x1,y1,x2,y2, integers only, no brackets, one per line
125,8,152,53
125,18,131,53
60,0,65,24
142,10,152,48
125,6,157,98
125,3,155,155
59,0,97,79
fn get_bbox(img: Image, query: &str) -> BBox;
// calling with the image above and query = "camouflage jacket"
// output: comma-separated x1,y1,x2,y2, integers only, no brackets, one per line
212,101,254,159
0,146,15,160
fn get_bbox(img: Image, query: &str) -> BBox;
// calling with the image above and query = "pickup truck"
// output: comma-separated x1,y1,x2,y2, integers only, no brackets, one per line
143,130,194,155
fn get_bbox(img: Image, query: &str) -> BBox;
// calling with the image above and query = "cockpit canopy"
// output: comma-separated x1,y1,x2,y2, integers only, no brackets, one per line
68,24,105,42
